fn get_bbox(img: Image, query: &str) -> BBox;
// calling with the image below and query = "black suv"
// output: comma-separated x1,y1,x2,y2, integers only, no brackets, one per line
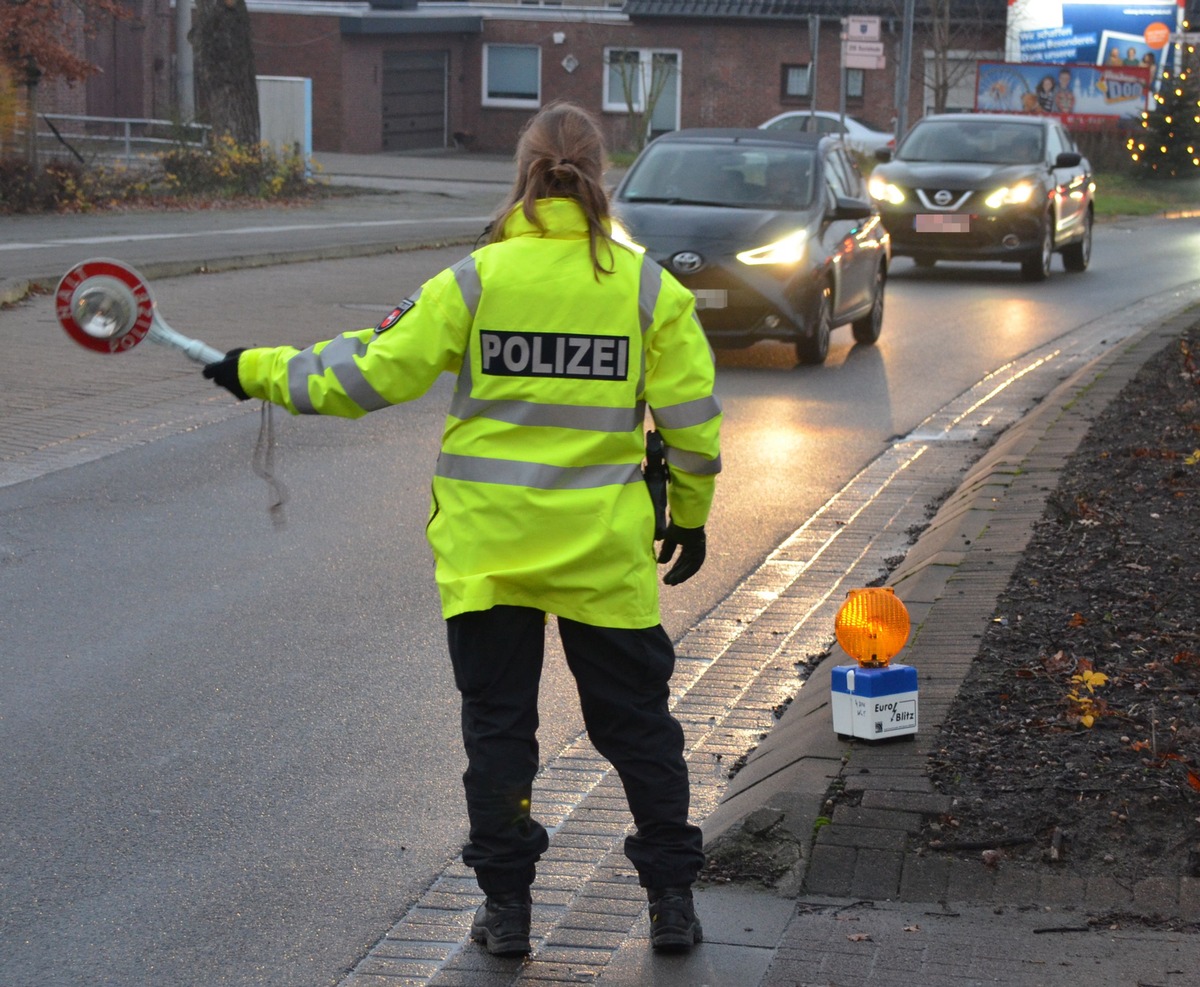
868,113,1094,281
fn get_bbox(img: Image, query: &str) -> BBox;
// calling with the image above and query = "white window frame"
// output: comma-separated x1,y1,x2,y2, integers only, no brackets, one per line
602,46,681,113
783,63,812,99
482,44,541,109
846,68,865,100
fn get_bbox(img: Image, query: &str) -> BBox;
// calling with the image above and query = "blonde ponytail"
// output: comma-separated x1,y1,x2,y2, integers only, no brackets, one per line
490,102,616,277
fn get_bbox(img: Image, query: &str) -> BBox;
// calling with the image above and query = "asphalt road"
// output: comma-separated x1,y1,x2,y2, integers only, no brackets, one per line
2,187,1199,985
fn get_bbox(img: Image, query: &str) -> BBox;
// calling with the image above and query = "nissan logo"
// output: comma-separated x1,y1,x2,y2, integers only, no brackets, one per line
671,251,704,274
933,189,954,207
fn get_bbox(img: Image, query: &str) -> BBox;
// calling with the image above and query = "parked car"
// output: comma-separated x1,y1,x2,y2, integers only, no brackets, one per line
867,112,1094,281
759,110,895,156
613,129,890,365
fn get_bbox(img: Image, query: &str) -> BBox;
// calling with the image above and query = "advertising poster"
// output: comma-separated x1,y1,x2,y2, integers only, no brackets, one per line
975,61,1151,124
1006,0,1184,74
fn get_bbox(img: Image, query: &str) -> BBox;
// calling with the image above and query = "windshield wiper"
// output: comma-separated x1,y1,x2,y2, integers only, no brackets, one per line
623,195,736,207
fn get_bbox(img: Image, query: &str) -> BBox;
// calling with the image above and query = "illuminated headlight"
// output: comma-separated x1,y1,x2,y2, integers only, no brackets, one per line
868,177,905,205
736,230,808,266
983,182,1035,209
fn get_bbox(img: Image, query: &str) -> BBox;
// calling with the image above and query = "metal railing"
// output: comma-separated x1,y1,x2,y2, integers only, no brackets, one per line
20,113,210,166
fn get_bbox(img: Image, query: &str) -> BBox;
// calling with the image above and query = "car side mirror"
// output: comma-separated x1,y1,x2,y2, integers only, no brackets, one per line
830,195,874,221
1054,151,1082,168
874,147,893,163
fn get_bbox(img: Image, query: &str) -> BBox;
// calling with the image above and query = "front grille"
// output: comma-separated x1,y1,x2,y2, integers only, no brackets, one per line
914,188,974,211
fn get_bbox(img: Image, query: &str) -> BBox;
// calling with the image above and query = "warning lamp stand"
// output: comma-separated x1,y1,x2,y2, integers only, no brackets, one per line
830,587,918,741
831,663,918,740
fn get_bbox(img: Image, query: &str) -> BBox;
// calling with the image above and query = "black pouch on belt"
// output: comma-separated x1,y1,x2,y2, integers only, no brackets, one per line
643,429,669,541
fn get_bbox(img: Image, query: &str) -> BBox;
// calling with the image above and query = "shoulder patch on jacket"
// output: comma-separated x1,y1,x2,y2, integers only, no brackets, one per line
374,298,415,334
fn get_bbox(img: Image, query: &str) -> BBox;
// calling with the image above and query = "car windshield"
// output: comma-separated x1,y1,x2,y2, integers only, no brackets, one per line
620,143,816,211
898,121,1045,165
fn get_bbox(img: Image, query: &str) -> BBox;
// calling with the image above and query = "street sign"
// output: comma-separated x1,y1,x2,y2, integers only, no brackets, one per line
844,40,885,58
843,39,886,71
844,54,887,71
1171,31,1200,44
846,16,881,42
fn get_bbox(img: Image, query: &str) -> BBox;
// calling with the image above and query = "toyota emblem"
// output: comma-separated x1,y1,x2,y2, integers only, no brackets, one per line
933,189,954,207
671,251,704,274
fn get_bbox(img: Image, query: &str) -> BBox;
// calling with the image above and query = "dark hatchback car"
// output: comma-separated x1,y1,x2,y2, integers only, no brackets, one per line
613,129,890,365
868,112,1094,281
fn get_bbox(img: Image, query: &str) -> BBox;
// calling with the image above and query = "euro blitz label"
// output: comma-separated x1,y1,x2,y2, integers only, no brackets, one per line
830,664,919,740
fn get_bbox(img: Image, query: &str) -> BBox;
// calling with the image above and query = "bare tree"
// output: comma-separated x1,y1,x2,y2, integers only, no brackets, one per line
607,49,677,152
885,0,1009,116
190,0,260,145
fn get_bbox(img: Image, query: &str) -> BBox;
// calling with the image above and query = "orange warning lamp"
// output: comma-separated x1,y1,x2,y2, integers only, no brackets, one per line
834,587,910,668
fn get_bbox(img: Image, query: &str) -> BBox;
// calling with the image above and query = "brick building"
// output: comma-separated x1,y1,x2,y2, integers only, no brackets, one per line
35,1,1019,156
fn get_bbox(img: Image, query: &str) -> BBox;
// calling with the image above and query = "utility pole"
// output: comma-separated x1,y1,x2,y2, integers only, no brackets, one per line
176,0,194,120
895,0,916,142
809,14,819,124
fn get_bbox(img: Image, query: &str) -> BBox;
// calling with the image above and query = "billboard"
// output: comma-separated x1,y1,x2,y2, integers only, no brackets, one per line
975,60,1151,123
1006,0,1185,74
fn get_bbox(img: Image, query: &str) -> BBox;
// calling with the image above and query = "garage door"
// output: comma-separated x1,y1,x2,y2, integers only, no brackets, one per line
382,50,447,151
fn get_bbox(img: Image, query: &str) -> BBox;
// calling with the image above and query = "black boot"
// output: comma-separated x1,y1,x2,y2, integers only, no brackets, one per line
647,886,703,951
470,891,532,957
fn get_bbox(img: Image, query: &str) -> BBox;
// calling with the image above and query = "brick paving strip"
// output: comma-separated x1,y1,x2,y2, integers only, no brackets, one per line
340,287,1200,986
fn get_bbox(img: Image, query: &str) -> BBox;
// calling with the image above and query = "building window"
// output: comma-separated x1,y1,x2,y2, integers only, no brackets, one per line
846,69,865,100
782,64,811,100
604,47,680,113
483,44,540,108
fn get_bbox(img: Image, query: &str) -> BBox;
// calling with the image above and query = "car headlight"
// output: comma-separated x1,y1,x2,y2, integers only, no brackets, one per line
736,230,808,266
983,182,1036,209
868,177,905,205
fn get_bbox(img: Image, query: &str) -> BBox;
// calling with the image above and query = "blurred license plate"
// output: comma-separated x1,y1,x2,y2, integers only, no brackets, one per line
693,289,727,310
915,214,970,233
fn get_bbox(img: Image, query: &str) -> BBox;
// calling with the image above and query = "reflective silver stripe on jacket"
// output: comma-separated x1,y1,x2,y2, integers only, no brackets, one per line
448,252,658,432
287,332,389,414
435,453,643,489
667,446,722,476
451,396,644,432
453,255,483,316
652,394,723,430
638,255,663,332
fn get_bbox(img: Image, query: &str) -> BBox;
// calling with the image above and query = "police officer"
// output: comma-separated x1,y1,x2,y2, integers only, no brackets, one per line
202,101,722,957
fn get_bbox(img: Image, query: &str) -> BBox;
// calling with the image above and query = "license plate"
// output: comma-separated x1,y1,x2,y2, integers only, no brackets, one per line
693,289,728,310
915,213,970,233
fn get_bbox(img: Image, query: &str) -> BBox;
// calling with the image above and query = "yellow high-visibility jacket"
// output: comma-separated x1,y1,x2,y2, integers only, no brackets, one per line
237,198,722,628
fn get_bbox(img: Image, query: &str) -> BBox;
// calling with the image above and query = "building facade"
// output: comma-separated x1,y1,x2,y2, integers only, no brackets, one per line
34,0,1020,156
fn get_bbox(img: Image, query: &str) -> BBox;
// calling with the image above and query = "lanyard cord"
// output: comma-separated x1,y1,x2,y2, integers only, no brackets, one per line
252,400,288,529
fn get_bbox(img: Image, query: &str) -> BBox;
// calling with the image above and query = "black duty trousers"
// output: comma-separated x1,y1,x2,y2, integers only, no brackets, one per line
446,604,705,896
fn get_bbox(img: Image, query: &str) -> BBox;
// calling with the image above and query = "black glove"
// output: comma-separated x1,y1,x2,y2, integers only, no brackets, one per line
202,348,249,401
656,522,706,585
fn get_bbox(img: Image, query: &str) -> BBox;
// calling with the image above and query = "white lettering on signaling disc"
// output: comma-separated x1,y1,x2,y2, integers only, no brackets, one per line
480,331,629,380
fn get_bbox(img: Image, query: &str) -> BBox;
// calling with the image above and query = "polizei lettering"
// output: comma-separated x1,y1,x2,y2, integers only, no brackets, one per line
480,331,629,380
